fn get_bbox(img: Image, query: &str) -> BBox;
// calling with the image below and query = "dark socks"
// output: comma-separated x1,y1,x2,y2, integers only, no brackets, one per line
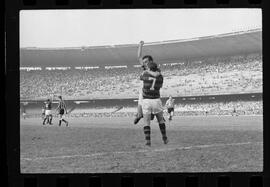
49,115,52,124
43,117,47,124
143,126,151,145
159,123,167,141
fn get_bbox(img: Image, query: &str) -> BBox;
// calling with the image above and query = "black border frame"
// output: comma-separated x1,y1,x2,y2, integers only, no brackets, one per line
5,0,269,187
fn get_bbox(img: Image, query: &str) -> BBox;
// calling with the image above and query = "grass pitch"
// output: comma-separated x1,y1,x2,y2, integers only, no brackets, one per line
20,115,263,173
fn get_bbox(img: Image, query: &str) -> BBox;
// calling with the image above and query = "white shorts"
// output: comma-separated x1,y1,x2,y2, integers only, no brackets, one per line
142,98,163,115
45,110,51,115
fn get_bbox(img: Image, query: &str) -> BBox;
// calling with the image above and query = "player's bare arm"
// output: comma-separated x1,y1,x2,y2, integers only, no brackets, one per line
138,41,144,66
145,70,161,77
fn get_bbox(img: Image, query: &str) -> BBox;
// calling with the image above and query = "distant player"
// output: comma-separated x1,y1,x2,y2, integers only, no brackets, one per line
56,96,69,126
165,96,175,121
232,107,238,116
43,98,53,125
134,41,161,124
22,111,26,120
140,61,168,146
21,104,27,119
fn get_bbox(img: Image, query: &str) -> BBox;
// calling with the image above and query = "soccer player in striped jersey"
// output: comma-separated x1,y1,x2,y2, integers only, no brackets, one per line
134,41,161,124
165,96,175,121
56,95,69,126
140,62,168,146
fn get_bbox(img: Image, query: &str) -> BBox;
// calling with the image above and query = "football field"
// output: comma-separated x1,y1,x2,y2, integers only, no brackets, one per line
20,115,263,173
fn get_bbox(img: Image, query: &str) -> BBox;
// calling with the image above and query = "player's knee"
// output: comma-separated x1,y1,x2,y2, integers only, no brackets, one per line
156,113,165,124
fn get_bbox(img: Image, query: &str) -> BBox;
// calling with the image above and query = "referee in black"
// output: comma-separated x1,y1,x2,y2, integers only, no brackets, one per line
56,95,69,126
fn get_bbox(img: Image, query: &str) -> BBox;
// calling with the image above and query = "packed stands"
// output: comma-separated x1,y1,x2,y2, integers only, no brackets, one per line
22,99,262,118
20,53,262,100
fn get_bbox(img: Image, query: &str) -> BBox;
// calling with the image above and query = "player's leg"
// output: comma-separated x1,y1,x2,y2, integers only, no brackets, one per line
153,99,168,144
49,113,53,124
44,110,49,124
150,113,155,120
61,111,68,126
167,108,171,121
134,104,143,124
142,99,152,146
63,119,68,126
42,115,47,125
62,118,68,126
170,108,174,121
58,114,62,126
143,114,151,146
134,92,144,124
156,112,168,144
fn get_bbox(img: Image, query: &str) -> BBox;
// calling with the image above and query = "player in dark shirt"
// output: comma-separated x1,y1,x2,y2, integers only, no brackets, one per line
140,61,168,146
134,41,160,124
56,96,69,126
140,67,163,99
43,98,53,125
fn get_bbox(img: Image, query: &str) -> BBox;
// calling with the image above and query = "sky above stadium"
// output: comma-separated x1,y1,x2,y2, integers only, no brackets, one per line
20,9,261,48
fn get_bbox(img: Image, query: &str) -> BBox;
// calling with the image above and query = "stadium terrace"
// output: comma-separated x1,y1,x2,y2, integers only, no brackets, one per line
20,29,261,67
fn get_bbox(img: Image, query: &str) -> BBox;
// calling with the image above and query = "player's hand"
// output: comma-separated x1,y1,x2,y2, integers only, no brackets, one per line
139,41,144,45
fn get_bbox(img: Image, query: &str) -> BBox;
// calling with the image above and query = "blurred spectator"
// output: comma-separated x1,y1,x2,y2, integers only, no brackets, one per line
20,53,262,100
24,99,262,118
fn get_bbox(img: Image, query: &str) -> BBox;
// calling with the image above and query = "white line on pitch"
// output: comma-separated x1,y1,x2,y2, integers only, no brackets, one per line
21,141,262,162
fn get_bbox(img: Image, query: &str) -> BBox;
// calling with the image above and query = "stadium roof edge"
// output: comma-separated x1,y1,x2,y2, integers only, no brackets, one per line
21,28,262,51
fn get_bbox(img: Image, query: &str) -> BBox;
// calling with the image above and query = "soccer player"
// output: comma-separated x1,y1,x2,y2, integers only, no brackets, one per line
165,96,175,121
43,98,53,125
232,107,238,116
22,111,26,120
56,95,69,126
140,61,168,146
21,104,26,119
134,41,161,124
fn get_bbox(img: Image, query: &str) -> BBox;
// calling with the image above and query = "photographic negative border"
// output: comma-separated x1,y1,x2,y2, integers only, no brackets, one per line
5,0,269,187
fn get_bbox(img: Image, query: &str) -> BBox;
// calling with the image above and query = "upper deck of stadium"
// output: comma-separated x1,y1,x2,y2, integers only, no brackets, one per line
20,29,262,67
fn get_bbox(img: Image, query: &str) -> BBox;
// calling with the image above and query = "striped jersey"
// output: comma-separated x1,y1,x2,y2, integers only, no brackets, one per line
166,99,175,108
58,100,66,110
45,101,52,110
140,71,163,99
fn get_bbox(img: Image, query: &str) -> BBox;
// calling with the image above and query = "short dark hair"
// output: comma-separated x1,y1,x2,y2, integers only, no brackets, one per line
58,95,62,99
142,55,153,62
147,62,158,72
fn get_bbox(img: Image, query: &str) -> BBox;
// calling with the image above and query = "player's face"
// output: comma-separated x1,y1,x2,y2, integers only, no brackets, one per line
143,58,149,65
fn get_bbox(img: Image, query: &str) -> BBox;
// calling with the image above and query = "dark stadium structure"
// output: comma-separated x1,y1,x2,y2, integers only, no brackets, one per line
20,29,261,67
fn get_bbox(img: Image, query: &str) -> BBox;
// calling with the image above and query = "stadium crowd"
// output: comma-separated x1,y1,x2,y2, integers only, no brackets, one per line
20,53,262,100
23,99,262,118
